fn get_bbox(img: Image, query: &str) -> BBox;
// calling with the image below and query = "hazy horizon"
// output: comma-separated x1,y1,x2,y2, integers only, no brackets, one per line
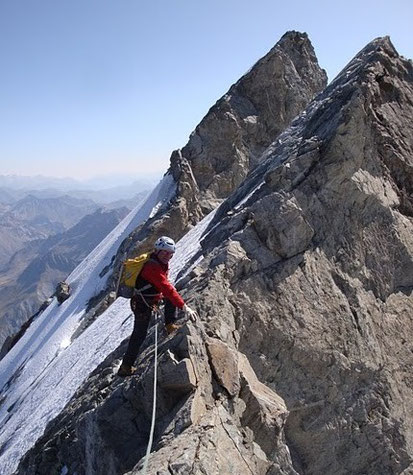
0,172,162,191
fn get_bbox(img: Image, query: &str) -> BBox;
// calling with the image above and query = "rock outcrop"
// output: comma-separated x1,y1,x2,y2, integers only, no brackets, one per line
89,31,327,321
55,282,71,304
105,31,327,275
16,35,413,475
17,319,296,475
172,31,327,213
182,36,413,473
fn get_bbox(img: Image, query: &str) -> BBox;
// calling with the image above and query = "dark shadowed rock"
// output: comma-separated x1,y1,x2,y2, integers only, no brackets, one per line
55,282,71,304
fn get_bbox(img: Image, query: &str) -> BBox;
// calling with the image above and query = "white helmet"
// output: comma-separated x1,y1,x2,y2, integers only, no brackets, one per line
154,236,176,253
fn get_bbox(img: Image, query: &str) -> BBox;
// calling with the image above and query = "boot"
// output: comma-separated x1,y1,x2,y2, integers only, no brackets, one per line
118,363,137,377
165,322,181,335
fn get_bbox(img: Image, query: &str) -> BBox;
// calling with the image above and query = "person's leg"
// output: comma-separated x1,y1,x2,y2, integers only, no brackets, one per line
164,300,177,325
122,297,152,368
164,299,180,334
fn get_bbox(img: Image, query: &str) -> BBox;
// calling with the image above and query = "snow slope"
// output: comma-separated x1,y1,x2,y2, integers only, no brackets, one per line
0,173,215,474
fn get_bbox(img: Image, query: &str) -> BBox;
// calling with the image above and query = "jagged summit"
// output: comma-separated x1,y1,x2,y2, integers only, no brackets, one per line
328,35,409,88
99,32,327,311
214,32,413,217
183,34,412,473
276,30,324,74
174,30,327,204
77,31,328,324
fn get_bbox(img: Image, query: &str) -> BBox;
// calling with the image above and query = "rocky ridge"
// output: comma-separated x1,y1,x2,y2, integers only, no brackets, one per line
181,36,413,473
97,31,327,297
85,31,326,323
16,35,413,475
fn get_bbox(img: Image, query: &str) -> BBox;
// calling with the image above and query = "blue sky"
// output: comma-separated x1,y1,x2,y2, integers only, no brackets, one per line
0,0,412,183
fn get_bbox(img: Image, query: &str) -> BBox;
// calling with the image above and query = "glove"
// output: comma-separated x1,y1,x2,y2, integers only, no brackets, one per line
183,304,197,322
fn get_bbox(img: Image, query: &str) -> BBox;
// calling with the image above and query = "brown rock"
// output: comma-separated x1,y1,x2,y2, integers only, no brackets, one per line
206,337,240,397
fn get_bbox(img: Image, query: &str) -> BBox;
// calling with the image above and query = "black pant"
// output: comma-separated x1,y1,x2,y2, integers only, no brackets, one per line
122,296,177,367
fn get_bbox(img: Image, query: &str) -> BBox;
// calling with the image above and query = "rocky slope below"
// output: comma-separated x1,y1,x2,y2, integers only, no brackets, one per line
15,35,413,475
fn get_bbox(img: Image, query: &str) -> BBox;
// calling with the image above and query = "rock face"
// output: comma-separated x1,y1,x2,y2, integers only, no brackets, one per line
16,35,413,475
55,282,71,304
185,36,413,473
173,31,327,213
89,31,326,321
104,31,326,281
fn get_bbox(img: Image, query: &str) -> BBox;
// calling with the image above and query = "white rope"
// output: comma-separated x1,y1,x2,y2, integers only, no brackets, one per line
141,317,159,475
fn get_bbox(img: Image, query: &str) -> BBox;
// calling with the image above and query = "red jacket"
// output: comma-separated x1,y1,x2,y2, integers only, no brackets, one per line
138,255,185,309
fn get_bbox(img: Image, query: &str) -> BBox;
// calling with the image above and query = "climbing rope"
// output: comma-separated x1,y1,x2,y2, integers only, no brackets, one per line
140,306,201,474
141,310,160,475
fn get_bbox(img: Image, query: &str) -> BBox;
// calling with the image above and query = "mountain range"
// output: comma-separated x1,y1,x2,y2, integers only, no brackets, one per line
0,186,151,350
0,206,130,353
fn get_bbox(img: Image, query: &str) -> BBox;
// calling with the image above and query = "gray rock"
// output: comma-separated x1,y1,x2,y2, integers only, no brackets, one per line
101,30,327,305
55,281,71,304
190,35,413,474
158,351,197,392
206,337,240,397
16,319,294,474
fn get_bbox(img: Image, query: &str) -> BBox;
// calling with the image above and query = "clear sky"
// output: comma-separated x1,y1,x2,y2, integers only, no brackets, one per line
0,0,412,183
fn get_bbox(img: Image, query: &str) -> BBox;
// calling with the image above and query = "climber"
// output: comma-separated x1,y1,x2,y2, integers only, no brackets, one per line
118,236,197,377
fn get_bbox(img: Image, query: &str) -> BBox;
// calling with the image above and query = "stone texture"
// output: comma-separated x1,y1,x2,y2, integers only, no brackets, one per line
56,281,71,304
158,351,197,392
17,319,294,475
206,337,240,396
175,31,327,207
186,36,413,474
92,31,327,315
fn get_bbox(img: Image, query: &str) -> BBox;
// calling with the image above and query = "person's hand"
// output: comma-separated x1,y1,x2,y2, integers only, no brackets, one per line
183,304,197,322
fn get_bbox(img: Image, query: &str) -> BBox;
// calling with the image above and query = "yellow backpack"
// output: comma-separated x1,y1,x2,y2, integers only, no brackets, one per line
117,253,150,298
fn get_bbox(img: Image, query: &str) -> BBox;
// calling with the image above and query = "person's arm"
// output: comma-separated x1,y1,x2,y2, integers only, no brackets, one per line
141,261,185,308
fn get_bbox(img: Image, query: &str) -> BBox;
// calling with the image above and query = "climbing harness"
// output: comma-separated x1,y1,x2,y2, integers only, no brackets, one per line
134,286,161,310
141,309,160,475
